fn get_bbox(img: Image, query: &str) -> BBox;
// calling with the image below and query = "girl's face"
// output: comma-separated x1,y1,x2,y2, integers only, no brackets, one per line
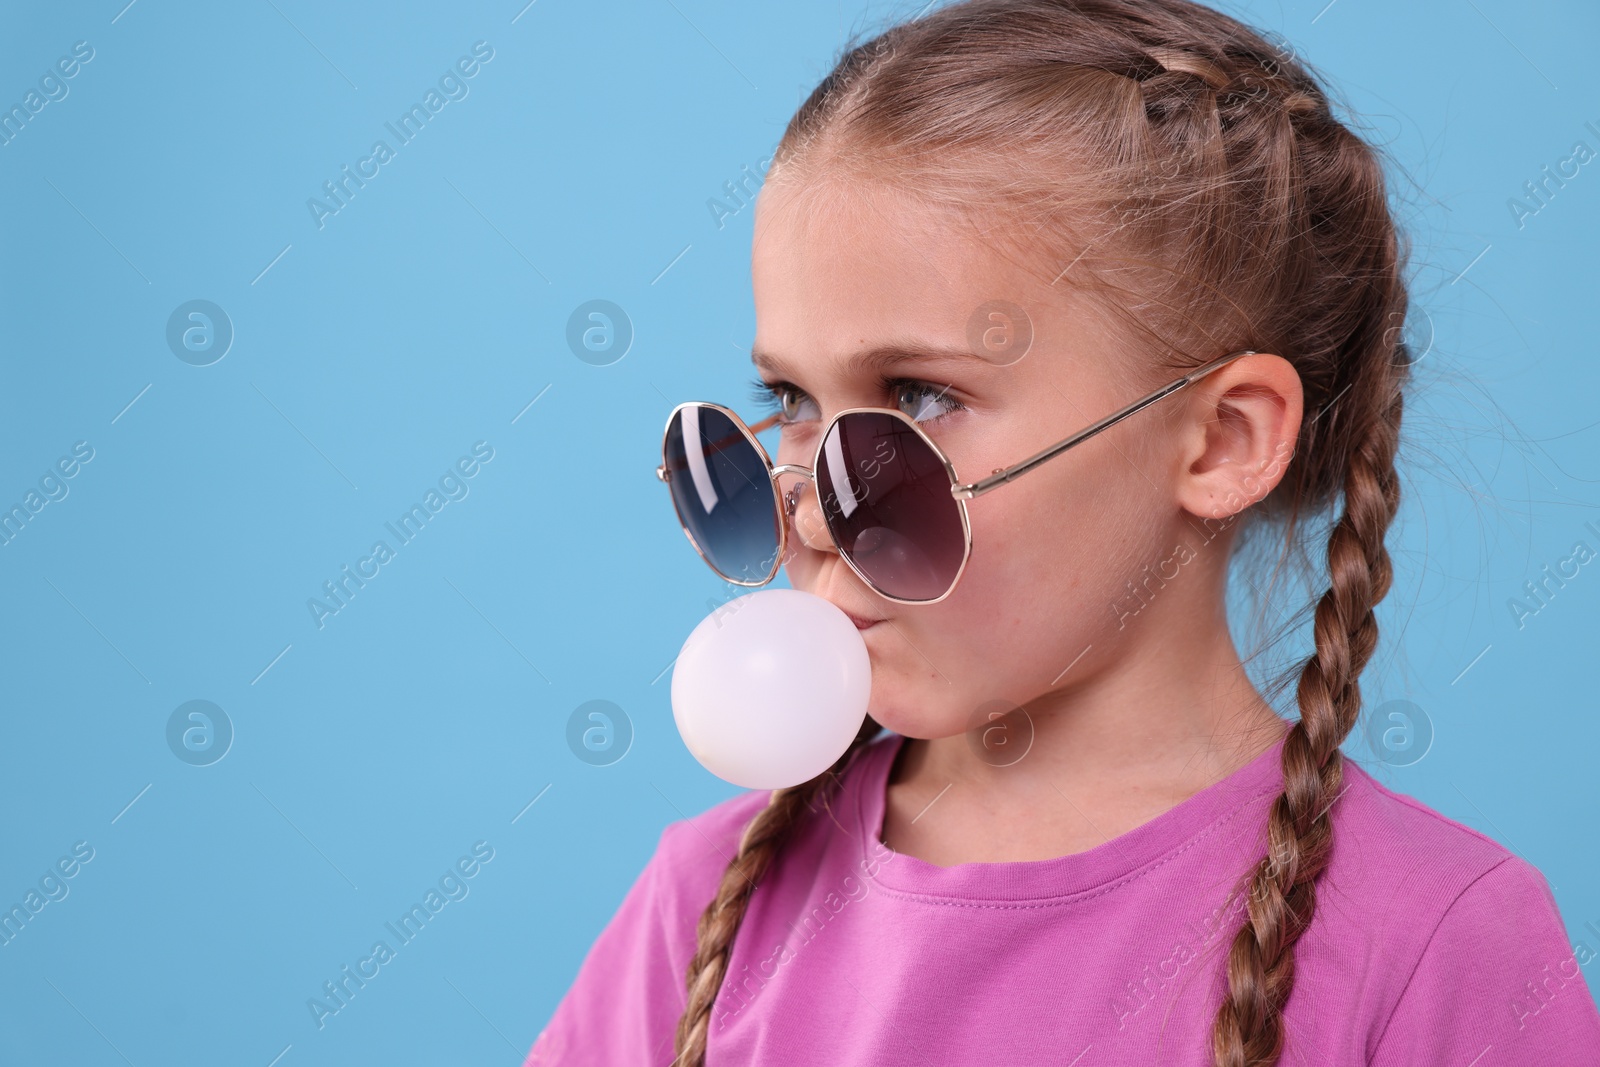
749,176,1203,741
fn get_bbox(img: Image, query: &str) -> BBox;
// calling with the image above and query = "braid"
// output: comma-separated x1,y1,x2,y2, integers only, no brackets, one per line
671,714,883,1066
1185,50,1409,1067
1210,376,1403,1065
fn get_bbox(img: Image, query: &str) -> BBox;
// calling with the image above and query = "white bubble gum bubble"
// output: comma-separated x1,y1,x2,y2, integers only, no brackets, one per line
671,589,871,790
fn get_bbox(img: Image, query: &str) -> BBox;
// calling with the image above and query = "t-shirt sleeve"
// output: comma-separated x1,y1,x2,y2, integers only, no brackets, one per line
523,826,695,1067
1370,854,1600,1066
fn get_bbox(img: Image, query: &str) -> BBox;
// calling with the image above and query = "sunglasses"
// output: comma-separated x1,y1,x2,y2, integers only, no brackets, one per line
656,348,1256,605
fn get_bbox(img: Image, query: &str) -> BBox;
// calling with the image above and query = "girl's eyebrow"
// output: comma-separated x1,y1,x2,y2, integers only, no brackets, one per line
750,341,985,379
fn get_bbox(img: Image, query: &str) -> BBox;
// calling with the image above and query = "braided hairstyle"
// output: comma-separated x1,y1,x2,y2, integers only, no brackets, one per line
672,3,1411,1065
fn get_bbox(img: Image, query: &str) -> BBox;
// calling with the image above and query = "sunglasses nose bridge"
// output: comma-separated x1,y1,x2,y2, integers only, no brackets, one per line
770,462,815,519
771,464,839,564
769,462,814,480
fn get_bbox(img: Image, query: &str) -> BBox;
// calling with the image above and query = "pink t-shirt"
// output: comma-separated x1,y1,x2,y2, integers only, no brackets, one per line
527,730,1600,1064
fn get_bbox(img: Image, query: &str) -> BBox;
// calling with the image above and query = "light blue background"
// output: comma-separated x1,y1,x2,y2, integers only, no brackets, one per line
1,1,1596,1063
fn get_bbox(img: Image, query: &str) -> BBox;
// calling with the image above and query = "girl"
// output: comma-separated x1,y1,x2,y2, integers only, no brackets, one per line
530,1,1600,1063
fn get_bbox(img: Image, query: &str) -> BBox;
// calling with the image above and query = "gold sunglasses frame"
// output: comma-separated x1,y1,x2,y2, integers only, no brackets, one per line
655,348,1257,606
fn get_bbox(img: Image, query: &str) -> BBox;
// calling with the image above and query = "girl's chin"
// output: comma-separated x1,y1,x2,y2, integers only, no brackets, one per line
863,699,957,742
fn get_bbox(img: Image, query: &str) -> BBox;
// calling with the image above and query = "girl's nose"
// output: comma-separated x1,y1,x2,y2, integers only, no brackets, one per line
781,475,837,556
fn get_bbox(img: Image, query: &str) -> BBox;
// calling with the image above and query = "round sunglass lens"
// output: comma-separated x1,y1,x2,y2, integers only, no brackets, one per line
663,406,781,584
815,412,966,601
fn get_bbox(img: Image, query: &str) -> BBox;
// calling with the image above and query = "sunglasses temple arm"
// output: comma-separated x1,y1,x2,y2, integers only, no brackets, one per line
951,349,1256,501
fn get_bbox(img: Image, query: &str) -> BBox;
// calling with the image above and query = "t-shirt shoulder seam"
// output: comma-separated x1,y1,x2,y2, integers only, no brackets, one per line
1367,852,1518,1056
1342,757,1517,858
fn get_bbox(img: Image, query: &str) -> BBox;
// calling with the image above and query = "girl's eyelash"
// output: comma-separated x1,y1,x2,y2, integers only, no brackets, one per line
747,374,786,409
746,374,966,420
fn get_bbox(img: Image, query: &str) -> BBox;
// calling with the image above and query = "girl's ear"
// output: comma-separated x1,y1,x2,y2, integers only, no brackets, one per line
1174,352,1304,520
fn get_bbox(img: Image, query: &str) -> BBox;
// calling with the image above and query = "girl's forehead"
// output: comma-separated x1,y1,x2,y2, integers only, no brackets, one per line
752,189,1127,392
752,181,1078,352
